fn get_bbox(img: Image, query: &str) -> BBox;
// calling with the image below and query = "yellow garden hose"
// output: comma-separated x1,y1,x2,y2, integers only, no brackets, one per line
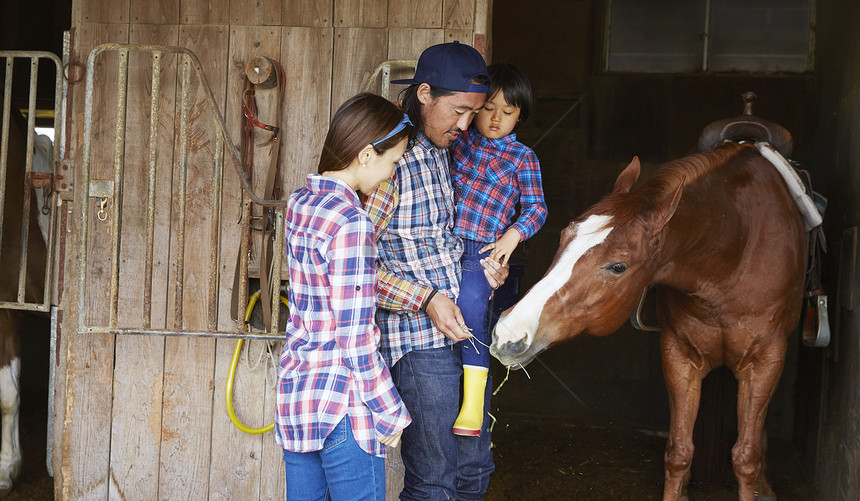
226,290,288,434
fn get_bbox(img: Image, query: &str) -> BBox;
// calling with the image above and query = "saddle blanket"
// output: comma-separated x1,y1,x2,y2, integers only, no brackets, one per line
755,142,823,231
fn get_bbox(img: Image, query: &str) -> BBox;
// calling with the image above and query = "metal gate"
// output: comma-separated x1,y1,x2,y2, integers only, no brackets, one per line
0,50,64,313
77,43,288,341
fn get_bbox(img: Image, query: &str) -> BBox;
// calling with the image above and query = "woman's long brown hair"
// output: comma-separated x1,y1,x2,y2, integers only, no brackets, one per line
317,92,411,174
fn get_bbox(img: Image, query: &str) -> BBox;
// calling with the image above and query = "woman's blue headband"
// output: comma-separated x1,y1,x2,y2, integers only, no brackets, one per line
372,113,413,147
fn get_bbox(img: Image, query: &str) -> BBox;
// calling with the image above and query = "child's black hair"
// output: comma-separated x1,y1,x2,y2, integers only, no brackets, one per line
487,63,533,122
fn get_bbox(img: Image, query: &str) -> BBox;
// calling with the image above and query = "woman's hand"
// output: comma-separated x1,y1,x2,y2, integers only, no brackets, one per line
481,257,510,292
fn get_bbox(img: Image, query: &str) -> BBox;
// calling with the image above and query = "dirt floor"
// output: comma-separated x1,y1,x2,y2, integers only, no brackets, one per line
485,413,816,501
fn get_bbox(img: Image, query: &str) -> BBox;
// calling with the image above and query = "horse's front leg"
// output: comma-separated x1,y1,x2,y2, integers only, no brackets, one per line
731,338,787,501
754,431,777,501
0,355,21,495
660,334,706,501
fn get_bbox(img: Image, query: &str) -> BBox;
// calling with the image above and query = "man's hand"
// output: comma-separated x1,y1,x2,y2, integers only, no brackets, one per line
425,293,471,342
481,257,510,291
378,429,403,448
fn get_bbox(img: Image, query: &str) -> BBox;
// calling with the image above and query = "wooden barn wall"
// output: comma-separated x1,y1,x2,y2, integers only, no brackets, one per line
55,1,491,500
802,1,860,499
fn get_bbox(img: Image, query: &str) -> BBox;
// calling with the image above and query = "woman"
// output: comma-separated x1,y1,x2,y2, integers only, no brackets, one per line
276,93,413,500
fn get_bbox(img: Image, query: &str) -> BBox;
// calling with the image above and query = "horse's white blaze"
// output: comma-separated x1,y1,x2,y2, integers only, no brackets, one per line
0,357,21,490
494,215,614,347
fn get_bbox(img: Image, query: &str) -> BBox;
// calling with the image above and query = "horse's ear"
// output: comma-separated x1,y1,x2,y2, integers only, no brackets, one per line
654,181,684,231
613,157,640,195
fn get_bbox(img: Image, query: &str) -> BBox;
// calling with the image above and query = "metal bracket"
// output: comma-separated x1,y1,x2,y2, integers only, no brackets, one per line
362,59,418,100
56,158,74,195
26,171,55,214
88,179,114,199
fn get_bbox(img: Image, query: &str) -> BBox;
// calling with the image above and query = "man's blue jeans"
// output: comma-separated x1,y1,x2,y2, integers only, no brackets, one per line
283,416,386,501
390,344,495,500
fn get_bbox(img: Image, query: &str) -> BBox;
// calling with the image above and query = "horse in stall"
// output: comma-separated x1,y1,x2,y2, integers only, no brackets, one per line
0,100,50,495
490,136,809,500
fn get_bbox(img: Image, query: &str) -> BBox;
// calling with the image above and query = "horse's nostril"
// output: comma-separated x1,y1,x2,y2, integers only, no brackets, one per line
507,338,528,356
492,336,528,357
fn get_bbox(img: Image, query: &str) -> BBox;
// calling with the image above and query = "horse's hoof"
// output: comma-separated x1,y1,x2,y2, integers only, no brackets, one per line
755,497,777,501
0,468,15,496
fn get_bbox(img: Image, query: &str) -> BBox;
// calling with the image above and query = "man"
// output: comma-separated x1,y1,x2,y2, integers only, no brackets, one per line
365,41,505,500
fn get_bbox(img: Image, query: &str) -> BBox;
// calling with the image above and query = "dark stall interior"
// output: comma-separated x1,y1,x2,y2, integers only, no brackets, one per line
3,0,860,500
483,1,824,499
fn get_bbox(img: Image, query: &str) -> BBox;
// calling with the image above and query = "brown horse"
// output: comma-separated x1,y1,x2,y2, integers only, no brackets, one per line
490,141,805,501
0,100,49,495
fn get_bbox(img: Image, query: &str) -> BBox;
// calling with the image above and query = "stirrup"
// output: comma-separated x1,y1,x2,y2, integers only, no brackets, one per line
802,295,830,347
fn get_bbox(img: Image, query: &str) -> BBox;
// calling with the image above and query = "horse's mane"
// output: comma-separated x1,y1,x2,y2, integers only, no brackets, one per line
583,142,753,227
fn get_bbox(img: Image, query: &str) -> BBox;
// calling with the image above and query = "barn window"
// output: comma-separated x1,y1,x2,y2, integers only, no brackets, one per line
605,0,814,73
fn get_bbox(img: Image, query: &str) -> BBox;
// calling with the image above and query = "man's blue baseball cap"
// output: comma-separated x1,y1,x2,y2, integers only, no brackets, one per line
392,41,489,94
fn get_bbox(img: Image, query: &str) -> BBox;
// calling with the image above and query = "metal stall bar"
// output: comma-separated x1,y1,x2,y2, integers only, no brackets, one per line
173,55,191,329
76,45,97,333
209,118,224,332
0,50,63,313
236,198,251,330
15,56,39,304
268,208,285,335
0,58,11,269
44,52,63,310
143,50,162,329
108,48,129,328
78,43,286,341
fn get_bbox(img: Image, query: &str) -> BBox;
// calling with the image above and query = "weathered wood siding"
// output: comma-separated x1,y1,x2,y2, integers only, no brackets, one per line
57,1,491,500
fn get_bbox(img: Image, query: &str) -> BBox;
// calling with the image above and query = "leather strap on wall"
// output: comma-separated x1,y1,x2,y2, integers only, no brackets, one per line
231,56,286,328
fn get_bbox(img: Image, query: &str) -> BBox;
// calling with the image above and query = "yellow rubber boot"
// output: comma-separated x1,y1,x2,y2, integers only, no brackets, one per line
453,365,489,436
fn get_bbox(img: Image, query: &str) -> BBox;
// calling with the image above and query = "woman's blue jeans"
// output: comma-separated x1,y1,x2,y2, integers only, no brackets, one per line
458,238,494,368
283,416,386,501
389,344,495,500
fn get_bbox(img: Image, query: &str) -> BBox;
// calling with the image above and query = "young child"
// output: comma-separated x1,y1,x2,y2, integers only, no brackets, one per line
450,63,547,436
276,93,413,500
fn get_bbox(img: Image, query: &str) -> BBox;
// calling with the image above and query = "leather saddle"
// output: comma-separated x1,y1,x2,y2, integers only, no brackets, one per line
631,92,830,347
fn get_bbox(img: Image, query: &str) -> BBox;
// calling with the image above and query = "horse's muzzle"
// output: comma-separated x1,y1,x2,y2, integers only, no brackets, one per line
490,336,530,363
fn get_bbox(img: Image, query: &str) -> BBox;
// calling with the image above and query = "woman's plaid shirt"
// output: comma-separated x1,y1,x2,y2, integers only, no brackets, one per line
276,175,410,458
364,132,463,366
450,129,547,243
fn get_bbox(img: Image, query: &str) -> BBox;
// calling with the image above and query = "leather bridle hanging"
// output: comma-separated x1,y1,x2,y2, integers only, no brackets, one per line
234,56,286,329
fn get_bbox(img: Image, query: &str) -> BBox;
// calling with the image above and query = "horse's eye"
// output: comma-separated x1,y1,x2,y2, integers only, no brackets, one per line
606,262,628,275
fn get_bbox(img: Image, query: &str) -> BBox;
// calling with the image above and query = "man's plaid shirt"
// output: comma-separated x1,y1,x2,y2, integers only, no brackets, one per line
364,132,463,366
450,129,547,243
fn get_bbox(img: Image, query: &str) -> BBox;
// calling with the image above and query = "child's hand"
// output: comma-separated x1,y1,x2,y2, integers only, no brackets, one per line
378,429,403,448
479,228,521,266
